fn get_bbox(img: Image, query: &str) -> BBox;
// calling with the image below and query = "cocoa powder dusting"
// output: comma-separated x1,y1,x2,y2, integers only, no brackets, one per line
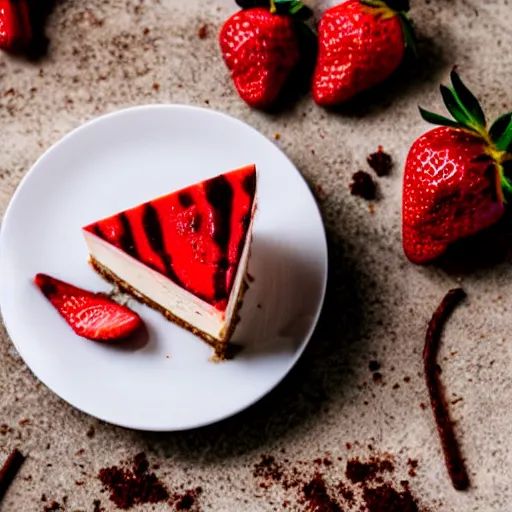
345,457,394,484
303,474,343,512
363,484,419,512
98,452,169,510
252,452,424,511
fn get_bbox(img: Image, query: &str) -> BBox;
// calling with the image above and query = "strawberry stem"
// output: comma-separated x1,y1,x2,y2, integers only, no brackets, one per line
270,0,277,12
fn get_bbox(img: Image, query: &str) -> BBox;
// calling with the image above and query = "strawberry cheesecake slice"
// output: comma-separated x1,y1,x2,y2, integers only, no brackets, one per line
82,165,257,358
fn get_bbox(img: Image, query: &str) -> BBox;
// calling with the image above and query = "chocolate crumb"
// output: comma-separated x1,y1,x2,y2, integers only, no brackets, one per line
143,27,150,35
369,361,381,372
41,494,47,502
392,383,400,390
372,372,383,383
93,500,104,512
18,419,30,426
153,82,160,91
404,376,411,383
198,24,208,39
172,486,202,510
367,146,393,176
350,171,376,200
420,402,427,410
274,133,281,140
76,449,85,456
43,501,63,511
86,426,95,438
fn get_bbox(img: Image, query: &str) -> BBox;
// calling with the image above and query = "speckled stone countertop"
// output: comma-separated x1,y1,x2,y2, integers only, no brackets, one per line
1,0,512,511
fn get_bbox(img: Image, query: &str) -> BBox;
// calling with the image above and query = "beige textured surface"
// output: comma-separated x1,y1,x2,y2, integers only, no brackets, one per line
1,0,512,510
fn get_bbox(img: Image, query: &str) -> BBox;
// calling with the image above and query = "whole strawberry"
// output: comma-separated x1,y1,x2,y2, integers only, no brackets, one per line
220,0,312,109
0,0,32,52
403,70,512,264
34,273,143,341
313,0,415,107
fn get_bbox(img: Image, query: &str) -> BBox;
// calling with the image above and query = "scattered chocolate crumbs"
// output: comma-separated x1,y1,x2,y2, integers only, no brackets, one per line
86,426,96,438
98,452,169,510
76,480,85,486
143,27,150,35
18,419,30,426
76,449,85,456
372,372,383,383
369,361,380,372
93,499,104,512
363,484,419,512
41,494,47,502
172,486,202,510
407,459,418,477
404,376,411,383
424,288,470,491
337,482,354,504
345,456,394,484
43,501,63,511
0,449,25,501
0,424,12,436
303,474,342,512
345,443,352,450
369,204,375,215
350,171,376,200
367,146,393,176
153,82,160,91
419,403,427,410
274,133,281,140
197,24,208,39
392,383,400,390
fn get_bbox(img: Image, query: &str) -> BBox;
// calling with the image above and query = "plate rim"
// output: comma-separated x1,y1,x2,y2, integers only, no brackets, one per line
0,103,328,431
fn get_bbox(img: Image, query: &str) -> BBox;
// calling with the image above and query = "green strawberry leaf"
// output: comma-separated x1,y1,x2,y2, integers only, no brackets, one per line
419,107,463,129
440,85,473,127
491,113,512,153
399,13,417,56
450,70,486,129
500,167,512,200
273,0,313,18
489,112,512,144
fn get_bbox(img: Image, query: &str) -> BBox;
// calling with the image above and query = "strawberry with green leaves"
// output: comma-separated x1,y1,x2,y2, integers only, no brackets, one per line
219,0,313,109
313,0,416,107
34,273,143,342
403,70,512,264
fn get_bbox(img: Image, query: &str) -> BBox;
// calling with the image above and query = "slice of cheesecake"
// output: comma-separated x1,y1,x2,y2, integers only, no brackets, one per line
82,165,257,358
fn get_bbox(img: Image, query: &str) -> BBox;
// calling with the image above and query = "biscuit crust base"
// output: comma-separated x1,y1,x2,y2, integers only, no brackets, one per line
89,257,247,360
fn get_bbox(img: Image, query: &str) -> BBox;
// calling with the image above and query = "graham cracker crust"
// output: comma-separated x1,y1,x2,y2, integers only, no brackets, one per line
89,257,248,360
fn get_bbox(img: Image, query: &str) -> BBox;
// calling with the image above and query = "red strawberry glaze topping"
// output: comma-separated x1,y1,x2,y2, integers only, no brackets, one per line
83,166,257,312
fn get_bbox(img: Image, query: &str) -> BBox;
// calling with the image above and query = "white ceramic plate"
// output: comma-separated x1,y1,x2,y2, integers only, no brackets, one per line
0,105,327,431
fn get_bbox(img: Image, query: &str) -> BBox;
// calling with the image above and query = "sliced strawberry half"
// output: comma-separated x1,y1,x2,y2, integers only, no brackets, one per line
34,273,143,342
